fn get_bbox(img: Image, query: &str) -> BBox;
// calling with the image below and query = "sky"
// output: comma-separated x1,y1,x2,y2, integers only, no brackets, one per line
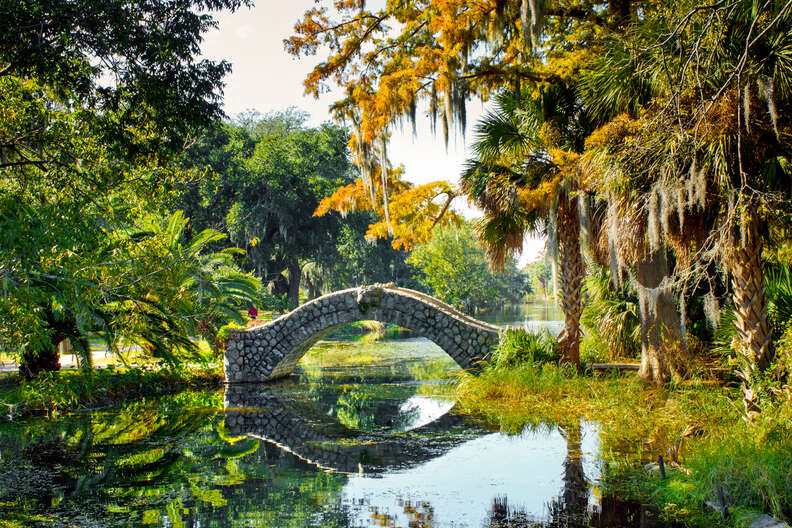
200,2,545,263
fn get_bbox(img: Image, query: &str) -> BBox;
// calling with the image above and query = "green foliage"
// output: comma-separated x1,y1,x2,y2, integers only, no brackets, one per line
0,367,221,417
104,211,262,365
523,256,553,298
0,0,249,156
324,321,410,342
332,389,376,431
1,204,262,369
714,264,792,389
773,324,792,382
407,222,527,312
1,0,254,373
605,397,792,526
178,112,414,306
580,267,641,362
766,264,792,339
318,218,419,291
490,328,558,369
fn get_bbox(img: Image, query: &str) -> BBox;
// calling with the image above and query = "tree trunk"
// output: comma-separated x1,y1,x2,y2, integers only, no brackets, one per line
287,259,301,309
730,215,774,371
634,249,686,383
20,338,62,379
729,215,774,417
305,276,320,299
556,189,585,367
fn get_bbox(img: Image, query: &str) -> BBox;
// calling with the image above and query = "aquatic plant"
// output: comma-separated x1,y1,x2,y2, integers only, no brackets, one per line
0,366,222,418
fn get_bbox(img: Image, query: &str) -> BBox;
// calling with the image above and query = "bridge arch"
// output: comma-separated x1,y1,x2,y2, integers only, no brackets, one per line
223,385,478,473
224,285,501,383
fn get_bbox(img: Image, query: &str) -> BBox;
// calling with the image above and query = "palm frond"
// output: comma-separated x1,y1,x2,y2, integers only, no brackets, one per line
473,210,534,271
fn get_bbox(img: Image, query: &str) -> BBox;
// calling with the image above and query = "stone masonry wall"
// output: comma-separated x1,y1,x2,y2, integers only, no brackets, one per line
224,285,501,384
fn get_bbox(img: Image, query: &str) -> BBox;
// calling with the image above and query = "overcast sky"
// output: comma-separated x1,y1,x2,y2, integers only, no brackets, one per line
200,2,545,263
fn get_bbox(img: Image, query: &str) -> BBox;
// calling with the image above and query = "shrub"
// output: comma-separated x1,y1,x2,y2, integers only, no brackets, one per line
490,328,558,368
580,267,640,361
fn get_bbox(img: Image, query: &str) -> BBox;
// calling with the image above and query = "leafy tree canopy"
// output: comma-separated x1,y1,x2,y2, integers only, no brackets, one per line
0,0,256,373
178,111,415,306
408,222,527,312
0,0,250,156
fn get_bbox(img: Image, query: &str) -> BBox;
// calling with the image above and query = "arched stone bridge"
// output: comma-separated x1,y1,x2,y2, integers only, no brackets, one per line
224,284,501,383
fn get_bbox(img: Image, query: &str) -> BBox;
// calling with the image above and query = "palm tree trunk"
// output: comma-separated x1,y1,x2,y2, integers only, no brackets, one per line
556,189,585,367
730,215,774,372
634,249,686,383
287,259,301,309
730,215,773,419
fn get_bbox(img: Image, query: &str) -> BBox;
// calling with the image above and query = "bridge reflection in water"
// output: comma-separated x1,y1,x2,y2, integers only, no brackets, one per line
223,384,474,474
222,384,659,527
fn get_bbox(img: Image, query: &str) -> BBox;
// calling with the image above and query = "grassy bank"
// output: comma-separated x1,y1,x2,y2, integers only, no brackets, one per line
455,363,792,527
0,366,223,418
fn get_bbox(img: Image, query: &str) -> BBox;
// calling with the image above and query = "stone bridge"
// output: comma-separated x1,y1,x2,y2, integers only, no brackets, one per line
224,285,501,384
224,385,479,473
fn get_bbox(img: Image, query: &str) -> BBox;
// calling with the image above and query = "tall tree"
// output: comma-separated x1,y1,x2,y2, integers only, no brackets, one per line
581,0,792,388
0,0,249,158
407,222,527,312
1,0,250,374
179,115,361,308
461,84,594,366
288,0,649,250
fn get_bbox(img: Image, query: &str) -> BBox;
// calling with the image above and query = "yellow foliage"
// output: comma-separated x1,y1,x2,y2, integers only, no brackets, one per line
315,177,460,250
288,0,649,252
517,176,561,213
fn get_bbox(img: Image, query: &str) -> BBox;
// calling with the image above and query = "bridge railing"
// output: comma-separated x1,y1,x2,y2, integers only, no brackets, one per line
389,287,501,333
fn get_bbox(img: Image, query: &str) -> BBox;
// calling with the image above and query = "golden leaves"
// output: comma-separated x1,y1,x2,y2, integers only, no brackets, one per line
314,181,367,218
314,176,460,250
517,175,561,213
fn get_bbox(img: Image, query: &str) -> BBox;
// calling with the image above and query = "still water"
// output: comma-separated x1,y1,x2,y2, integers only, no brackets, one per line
0,304,656,527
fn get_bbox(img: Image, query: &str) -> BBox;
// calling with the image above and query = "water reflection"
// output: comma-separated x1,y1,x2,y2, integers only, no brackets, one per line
476,301,564,334
0,302,667,527
399,395,456,431
224,384,473,474
0,387,661,528
336,422,601,528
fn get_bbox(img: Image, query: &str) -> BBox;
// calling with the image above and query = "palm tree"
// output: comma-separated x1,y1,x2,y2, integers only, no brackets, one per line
575,19,704,383
580,0,792,389
461,83,594,366
108,211,262,365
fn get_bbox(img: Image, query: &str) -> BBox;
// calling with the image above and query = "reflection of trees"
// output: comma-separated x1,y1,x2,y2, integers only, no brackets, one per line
0,392,356,527
333,388,376,430
553,419,589,526
487,496,536,527
283,379,434,433
366,499,436,528
485,420,589,528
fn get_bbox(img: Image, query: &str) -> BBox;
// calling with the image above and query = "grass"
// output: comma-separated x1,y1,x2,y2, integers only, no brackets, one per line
325,321,412,342
300,342,385,368
0,365,222,418
488,327,558,368
455,362,792,527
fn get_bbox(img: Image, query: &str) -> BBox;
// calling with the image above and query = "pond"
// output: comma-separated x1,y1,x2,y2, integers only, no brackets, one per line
0,303,662,527
476,299,564,333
